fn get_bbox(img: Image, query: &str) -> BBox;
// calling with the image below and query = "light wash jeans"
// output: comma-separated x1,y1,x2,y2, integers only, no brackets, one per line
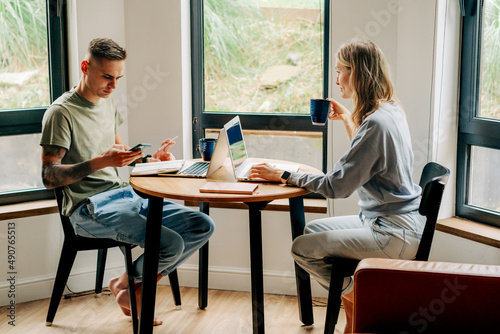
291,211,425,293
70,185,215,282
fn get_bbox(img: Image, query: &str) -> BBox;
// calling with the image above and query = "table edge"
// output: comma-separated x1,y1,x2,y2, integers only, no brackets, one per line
130,179,311,203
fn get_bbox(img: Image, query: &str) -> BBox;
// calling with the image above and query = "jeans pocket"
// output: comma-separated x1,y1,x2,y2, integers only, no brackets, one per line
371,218,406,259
384,231,407,259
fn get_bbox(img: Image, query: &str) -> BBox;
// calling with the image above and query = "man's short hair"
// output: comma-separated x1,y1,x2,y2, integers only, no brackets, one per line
87,38,127,61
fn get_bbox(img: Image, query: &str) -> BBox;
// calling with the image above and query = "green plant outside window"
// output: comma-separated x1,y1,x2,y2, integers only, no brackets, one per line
0,0,50,110
0,0,67,205
479,0,500,120
457,0,500,227
203,0,324,114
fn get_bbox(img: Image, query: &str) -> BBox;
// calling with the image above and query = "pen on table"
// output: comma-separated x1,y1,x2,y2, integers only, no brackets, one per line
157,136,178,151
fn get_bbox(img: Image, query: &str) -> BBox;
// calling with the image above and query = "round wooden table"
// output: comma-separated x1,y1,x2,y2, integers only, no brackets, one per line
130,158,323,334
130,158,321,203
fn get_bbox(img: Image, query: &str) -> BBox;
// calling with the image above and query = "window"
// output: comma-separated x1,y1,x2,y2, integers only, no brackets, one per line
457,0,500,227
190,0,329,174
0,0,68,205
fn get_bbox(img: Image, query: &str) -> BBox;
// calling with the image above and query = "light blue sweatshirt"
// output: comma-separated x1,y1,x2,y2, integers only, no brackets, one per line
288,102,421,218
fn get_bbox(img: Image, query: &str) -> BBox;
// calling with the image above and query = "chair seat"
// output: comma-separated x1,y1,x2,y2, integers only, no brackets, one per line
72,235,136,251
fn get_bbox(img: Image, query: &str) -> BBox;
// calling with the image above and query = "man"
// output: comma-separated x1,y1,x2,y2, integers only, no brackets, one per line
40,38,214,325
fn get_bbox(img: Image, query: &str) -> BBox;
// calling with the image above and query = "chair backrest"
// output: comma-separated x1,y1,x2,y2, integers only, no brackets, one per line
54,187,79,243
414,162,450,261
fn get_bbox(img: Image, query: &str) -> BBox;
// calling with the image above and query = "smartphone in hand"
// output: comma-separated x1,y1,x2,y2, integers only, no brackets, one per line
129,143,152,151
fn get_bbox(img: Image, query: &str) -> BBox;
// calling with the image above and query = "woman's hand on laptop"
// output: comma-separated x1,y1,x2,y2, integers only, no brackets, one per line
153,138,176,161
248,163,282,182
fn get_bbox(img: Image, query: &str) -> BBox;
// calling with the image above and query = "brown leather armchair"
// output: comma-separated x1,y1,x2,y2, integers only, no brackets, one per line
345,258,500,333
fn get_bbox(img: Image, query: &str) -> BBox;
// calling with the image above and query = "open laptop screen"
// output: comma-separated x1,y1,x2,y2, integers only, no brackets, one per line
225,118,247,169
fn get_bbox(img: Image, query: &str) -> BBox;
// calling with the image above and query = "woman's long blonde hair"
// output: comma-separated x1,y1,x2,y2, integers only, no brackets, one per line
337,39,395,128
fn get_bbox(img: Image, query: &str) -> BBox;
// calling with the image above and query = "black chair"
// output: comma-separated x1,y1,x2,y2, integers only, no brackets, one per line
323,162,450,334
46,187,182,333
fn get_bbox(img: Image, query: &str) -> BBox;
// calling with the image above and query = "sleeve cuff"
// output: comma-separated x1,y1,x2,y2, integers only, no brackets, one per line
287,172,301,186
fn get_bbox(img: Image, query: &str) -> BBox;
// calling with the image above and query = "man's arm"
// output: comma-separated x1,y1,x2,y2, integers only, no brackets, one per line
41,143,143,189
41,145,93,189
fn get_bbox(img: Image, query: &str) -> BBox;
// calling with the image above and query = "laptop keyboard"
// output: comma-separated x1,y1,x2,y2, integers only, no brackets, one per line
239,163,271,179
178,161,210,176
239,165,253,179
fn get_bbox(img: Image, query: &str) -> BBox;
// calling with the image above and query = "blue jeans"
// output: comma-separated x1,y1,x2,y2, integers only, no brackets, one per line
291,211,425,292
70,186,215,282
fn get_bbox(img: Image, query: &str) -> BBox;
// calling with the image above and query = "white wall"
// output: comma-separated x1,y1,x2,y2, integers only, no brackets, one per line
124,0,185,160
3,0,500,307
396,0,436,177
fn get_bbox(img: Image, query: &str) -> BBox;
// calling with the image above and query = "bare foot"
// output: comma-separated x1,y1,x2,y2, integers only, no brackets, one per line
109,273,164,326
115,289,132,316
108,274,131,316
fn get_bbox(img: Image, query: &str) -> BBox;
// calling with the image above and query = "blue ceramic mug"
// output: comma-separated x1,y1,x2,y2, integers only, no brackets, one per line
310,99,331,125
199,138,217,161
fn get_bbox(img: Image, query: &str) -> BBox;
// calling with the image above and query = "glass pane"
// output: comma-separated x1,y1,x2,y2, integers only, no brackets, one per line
206,129,322,170
0,0,50,109
0,133,44,192
204,0,324,114
468,146,500,213
479,0,500,120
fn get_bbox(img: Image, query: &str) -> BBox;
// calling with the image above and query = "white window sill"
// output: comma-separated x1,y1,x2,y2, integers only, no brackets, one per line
0,198,328,222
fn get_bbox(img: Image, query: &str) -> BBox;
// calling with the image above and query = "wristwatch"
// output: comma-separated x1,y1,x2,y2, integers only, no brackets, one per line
280,171,291,184
142,154,152,163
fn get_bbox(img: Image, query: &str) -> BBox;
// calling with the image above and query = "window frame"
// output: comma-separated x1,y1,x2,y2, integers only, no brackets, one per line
457,0,500,227
0,0,69,205
190,0,330,174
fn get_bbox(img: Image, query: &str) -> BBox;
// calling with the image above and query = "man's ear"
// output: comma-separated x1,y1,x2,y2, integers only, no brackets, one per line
81,60,89,74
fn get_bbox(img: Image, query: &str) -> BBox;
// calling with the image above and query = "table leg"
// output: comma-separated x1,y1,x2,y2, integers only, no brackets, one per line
139,195,164,334
198,202,210,310
289,196,314,326
246,201,269,334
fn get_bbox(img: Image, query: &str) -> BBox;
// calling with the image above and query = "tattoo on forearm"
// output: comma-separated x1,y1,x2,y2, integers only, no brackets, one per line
42,146,94,189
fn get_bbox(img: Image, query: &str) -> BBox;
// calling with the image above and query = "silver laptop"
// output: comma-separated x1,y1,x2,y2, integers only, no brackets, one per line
224,116,299,181
162,129,228,178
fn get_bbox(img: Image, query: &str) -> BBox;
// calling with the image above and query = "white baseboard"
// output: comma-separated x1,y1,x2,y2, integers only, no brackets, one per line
0,272,56,306
171,264,328,298
0,263,327,307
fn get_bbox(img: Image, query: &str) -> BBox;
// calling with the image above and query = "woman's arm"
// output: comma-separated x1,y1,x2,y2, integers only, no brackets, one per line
328,98,356,140
250,118,384,198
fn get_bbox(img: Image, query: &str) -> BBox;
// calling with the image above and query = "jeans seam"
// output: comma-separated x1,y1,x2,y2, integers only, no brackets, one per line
398,229,407,258
371,226,390,250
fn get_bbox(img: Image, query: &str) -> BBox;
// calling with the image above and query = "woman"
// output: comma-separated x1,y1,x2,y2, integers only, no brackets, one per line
249,38,425,294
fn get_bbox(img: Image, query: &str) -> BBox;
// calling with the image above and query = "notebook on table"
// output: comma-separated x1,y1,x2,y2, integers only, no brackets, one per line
223,116,300,182
199,182,259,194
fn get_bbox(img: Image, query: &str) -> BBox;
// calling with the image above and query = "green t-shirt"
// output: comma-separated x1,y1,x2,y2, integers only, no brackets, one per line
40,88,127,216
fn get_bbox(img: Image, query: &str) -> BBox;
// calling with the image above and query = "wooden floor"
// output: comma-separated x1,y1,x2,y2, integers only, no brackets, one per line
0,286,346,333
